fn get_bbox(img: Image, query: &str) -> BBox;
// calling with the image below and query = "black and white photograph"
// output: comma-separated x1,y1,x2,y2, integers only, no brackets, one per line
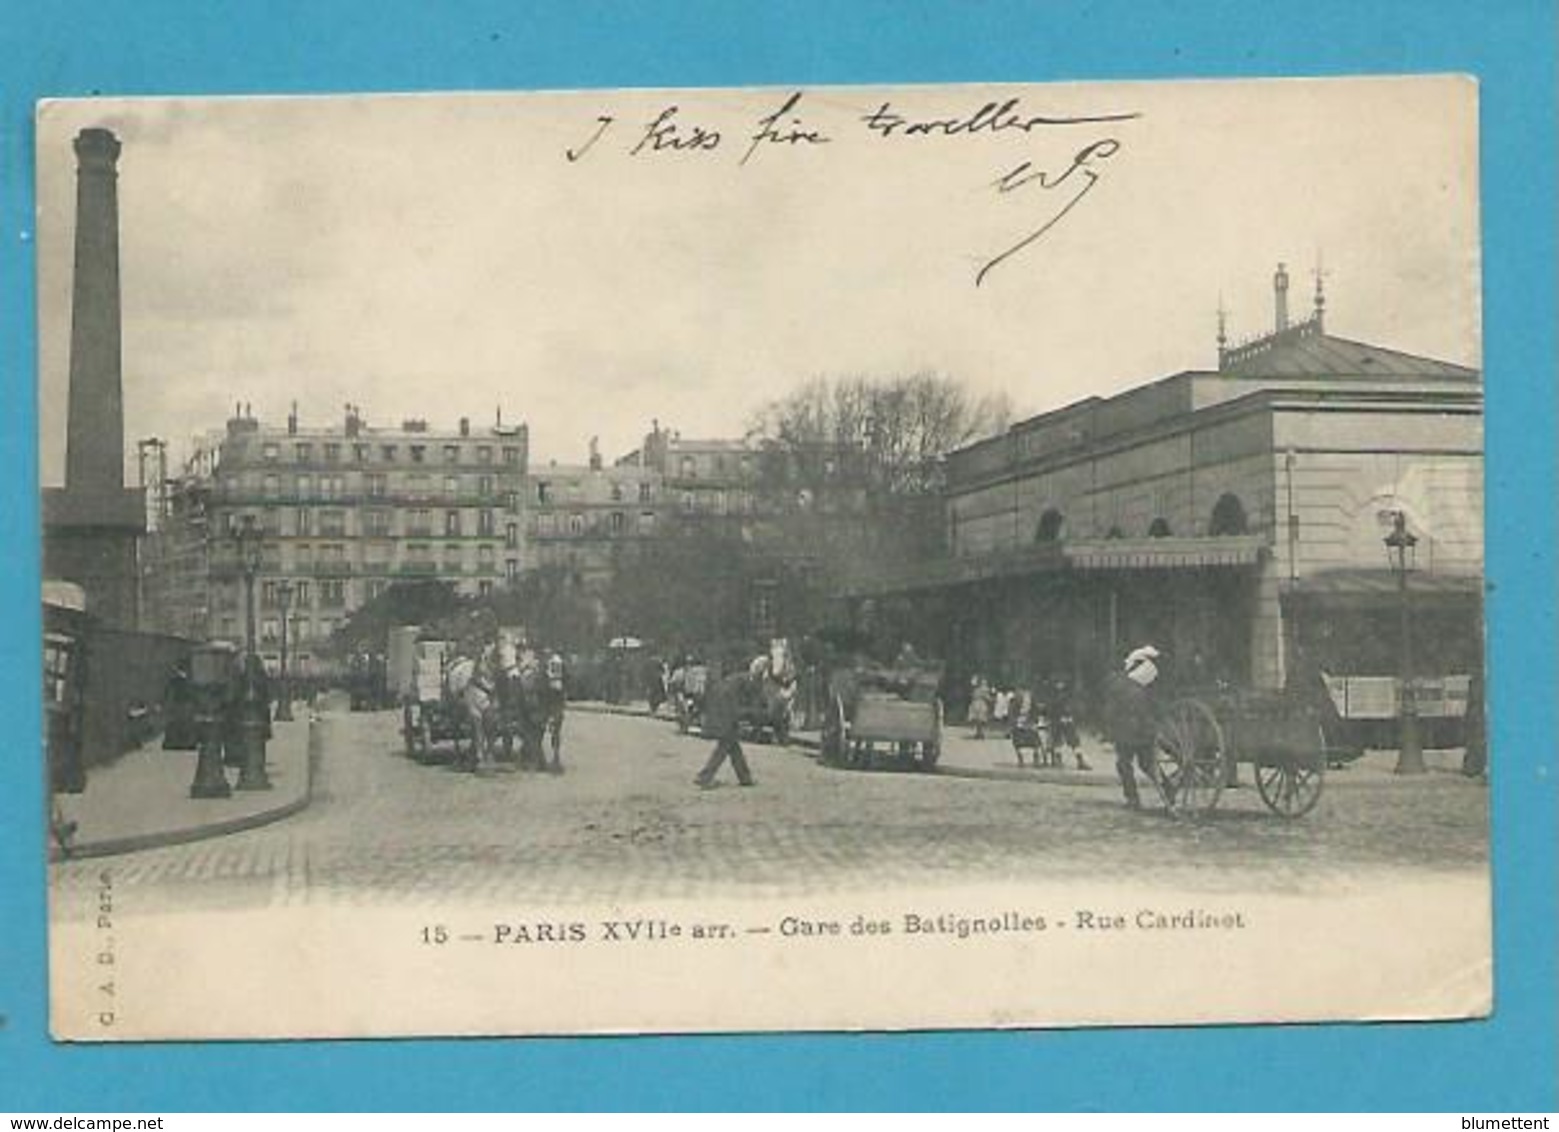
39,77,1488,1039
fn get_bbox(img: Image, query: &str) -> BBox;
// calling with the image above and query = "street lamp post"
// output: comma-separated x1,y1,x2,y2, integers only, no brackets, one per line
275,579,294,722
233,515,272,791
235,515,262,656
1385,510,1425,775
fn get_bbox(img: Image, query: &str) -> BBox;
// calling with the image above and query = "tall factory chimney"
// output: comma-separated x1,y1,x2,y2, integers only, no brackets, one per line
65,128,125,495
43,127,145,630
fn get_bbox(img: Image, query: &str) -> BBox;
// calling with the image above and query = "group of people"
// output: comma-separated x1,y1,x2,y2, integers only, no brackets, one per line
965,674,1092,772
966,646,1170,809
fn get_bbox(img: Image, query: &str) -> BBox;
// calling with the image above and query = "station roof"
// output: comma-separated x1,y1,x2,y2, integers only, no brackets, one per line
1220,327,1479,380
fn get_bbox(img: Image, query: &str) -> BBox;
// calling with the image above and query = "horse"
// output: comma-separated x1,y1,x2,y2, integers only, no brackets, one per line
519,651,567,773
445,651,503,774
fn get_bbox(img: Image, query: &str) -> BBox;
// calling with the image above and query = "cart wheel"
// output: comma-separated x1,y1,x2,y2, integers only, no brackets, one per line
1255,724,1325,818
1152,698,1227,816
921,699,943,771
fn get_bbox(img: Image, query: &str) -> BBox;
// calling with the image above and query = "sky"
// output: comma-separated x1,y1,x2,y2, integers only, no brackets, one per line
35,77,1481,484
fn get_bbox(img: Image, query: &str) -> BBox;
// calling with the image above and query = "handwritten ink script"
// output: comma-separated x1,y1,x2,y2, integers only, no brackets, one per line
565,91,1141,287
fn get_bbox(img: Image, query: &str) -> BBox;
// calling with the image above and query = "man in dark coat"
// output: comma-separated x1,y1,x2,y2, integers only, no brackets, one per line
1105,645,1161,809
694,669,757,788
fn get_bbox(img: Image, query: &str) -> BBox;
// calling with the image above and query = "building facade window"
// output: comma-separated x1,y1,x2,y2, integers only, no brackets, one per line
478,475,495,497
638,511,656,534
320,579,346,608
296,473,312,498
505,558,519,580
503,446,521,466
324,443,341,463
295,509,312,536
478,545,495,571
609,511,626,534
407,509,432,536
477,446,493,465
262,442,280,462
638,482,653,502
444,475,459,498
319,510,347,537
381,444,398,462
365,473,387,498
478,510,495,536
263,474,280,499
444,444,460,464
537,481,552,503
568,513,585,535
443,544,463,573
410,445,426,464
364,509,393,537
294,442,313,463
1209,493,1249,536
444,510,461,537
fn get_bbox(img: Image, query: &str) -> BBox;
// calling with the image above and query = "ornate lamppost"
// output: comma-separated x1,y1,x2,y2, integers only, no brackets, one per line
1385,509,1424,775
233,515,272,791
235,514,262,655
275,579,294,722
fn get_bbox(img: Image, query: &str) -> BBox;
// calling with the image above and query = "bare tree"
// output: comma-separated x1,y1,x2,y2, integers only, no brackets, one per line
749,371,1011,496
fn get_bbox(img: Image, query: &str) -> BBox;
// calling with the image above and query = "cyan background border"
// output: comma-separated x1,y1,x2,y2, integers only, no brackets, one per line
2,0,1553,1112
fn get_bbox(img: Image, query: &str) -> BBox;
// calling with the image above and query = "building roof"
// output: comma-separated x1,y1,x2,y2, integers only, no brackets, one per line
1220,323,1478,379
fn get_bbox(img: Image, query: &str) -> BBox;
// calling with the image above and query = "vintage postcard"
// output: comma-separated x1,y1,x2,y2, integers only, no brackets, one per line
40,77,1487,1039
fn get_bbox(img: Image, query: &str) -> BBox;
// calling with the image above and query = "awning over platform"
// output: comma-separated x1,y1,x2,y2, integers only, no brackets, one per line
839,535,1266,598
1064,535,1266,571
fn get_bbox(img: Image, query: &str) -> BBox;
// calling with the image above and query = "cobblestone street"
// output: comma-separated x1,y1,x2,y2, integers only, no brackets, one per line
50,707,1489,913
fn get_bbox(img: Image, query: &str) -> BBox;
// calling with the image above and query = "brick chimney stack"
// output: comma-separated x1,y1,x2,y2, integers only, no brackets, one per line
65,128,125,494
44,126,145,630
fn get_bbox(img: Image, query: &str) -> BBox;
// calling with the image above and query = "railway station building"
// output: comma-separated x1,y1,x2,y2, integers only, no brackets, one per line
841,268,1483,725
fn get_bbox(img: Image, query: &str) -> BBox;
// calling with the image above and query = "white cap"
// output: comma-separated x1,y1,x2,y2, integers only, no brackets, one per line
1124,645,1161,687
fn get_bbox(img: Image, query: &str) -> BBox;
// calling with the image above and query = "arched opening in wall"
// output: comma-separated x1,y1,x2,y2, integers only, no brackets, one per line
1148,517,1173,538
1035,509,1065,543
1209,493,1249,536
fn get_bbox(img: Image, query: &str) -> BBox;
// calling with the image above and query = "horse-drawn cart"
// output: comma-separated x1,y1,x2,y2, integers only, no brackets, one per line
390,633,471,762
1149,686,1326,818
820,663,943,772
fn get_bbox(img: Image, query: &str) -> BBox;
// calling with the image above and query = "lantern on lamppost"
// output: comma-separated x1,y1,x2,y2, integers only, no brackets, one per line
275,579,295,722
1383,509,1424,775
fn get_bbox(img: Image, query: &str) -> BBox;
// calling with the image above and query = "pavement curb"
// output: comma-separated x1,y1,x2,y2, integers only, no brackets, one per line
50,716,320,862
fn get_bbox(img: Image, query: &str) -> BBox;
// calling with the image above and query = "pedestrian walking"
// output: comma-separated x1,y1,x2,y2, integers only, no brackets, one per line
969,674,992,739
694,669,756,788
1043,677,1090,770
992,685,1012,735
1104,645,1162,810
